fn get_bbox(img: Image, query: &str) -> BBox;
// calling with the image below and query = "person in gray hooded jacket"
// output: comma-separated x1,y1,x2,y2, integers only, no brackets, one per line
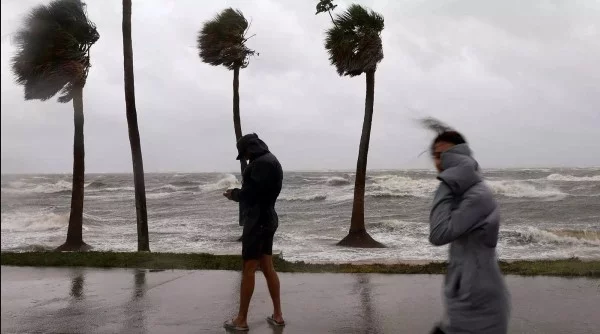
429,131,510,334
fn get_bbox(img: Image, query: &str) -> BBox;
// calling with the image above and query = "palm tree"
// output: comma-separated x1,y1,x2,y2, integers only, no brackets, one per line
315,0,338,24
11,0,99,251
197,8,256,175
122,0,150,251
323,4,385,247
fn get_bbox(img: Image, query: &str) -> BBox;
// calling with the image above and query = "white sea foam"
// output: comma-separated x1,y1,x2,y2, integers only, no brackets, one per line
503,226,600,247
199,174,240,192
150,184,181,192
325,176,351,186
368,175,438,198
2,179,115,194
279,194,327,202
146,192,176,199
1,212,69,232
2,170,599,262
102,186,135,192
286,175,569,201
367,175,568,200
486,180,566,199
3,180,72,194
546,173,600,182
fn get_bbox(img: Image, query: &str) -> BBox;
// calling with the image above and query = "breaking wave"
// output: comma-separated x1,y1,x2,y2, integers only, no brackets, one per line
546,173,600,182
503,227,600,246
150,184,182,192
0,211,99,233
2,180,72,194
310,174,571,200
170,180,201,187
279,194,327,202
103,186,135,192
486,180,566,199
369,220,425,235
199,174,240,192
368,191,412,199
368,175,438,198
86,181,107,189
325,176,351,186
5,244,55,252
1,212,69,232
147,192,176,199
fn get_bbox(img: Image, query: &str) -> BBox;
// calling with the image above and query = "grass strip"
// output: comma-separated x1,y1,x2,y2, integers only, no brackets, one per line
1,252,598,277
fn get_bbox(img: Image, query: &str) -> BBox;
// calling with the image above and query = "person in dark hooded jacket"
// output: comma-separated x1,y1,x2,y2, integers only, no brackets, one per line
223,133,285,331
429,131,510,334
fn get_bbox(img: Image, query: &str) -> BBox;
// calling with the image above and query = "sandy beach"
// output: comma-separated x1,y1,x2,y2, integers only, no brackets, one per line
2,266,598,333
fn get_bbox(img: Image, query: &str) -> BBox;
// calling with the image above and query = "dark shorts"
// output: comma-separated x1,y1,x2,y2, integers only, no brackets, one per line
242,226,276,260
430,326,445,334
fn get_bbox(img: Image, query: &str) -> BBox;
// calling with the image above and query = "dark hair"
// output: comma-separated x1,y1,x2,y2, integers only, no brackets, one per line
431,131,466,153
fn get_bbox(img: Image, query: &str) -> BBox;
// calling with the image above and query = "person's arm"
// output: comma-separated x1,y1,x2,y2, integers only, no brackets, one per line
230,161,270,204
429,182,489,246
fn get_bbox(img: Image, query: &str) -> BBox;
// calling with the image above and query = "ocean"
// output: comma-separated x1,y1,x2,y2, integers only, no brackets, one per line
1,168,599,262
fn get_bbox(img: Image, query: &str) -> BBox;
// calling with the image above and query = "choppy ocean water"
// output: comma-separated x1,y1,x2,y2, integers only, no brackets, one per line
2,168,599,262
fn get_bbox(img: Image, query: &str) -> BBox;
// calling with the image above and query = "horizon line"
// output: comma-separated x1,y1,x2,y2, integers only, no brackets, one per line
2,166,599,176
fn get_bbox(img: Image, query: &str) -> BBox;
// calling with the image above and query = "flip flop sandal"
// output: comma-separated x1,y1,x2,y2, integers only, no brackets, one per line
266,315,286,326
223,319,249,332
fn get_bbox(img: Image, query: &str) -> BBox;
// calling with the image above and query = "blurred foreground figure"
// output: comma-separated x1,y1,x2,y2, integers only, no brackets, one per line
428,131,510,334
223,133,285,331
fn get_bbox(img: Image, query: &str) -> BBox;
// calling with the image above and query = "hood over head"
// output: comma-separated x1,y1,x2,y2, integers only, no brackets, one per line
438,143,482,195
236,133,270,161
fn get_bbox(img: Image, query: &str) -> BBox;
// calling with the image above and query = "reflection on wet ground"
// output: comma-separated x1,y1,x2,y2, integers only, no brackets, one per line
1,267,599,333
121,269,147,333
69,270,84,300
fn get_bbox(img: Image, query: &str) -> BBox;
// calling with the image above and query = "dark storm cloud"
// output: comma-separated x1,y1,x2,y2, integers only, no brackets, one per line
1,0,599,173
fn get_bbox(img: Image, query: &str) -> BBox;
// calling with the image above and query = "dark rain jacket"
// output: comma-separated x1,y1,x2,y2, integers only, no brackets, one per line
231,134,283,235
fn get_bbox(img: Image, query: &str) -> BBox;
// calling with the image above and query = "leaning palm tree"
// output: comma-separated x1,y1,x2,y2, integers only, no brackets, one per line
323,4,385,247
11,0,99,251
197,8,256,175
122,0,150,251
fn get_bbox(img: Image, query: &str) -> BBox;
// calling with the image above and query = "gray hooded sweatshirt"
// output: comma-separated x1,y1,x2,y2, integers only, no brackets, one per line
430,144,510,334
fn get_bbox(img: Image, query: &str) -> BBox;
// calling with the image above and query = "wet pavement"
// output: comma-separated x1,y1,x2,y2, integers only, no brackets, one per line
1,266,599,333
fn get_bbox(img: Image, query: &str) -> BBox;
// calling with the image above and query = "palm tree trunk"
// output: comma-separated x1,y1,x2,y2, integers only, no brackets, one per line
233,66,247,174
56,85,89,251
123,0,150,252
234,66,247,236
337,70,384,248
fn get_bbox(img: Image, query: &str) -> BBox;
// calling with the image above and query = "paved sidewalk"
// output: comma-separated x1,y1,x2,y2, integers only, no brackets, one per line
1,266,598,333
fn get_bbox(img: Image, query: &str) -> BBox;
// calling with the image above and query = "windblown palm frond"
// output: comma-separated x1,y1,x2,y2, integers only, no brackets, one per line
315,0,337,15
11,0,99,103
325,4,384,77
197,8,255,70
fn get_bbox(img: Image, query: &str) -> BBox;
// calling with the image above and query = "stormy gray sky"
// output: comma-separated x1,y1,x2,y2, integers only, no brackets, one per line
1,0,599,173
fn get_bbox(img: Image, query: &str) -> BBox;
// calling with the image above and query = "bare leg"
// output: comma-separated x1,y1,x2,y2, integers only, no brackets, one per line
260,255,283,323
232,259,259,327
